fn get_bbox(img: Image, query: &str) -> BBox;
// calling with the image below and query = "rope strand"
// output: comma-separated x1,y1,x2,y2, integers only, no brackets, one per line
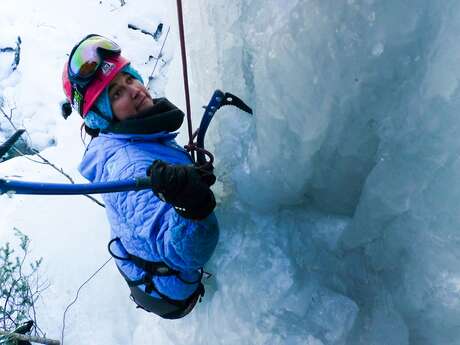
61,257,112,345
176,0,195,162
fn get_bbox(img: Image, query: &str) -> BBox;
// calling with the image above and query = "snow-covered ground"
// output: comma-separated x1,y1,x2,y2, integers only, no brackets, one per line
1,1,460,344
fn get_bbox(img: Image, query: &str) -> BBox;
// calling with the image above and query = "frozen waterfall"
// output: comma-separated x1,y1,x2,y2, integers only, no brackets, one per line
1,1,460,344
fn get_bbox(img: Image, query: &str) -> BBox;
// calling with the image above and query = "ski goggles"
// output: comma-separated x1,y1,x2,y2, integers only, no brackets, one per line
67,34,122,114
68,34,121,82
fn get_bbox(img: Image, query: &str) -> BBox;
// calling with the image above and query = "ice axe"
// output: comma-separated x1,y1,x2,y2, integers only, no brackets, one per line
194,90,252,166
0,90,252,196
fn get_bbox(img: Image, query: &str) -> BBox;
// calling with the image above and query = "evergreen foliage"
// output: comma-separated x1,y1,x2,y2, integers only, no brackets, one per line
0,229,45,340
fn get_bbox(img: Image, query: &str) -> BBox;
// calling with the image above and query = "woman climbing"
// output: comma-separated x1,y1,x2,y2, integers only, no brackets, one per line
61,34,219,319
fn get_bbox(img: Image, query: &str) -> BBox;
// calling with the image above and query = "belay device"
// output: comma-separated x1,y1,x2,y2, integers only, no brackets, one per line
0,90,252,195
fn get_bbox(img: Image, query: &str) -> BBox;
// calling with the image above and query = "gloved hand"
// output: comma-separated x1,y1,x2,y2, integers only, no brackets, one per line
147,160,216,220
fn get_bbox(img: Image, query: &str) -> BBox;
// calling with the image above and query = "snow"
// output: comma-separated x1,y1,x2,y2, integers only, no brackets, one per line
1,0,460,344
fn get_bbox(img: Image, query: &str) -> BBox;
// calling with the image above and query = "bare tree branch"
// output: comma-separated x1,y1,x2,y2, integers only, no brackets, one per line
3,277,19,329
0,330,60,345
1,104,105,208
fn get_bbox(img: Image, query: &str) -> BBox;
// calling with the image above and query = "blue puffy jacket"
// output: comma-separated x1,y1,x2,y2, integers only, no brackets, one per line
79,131,219,300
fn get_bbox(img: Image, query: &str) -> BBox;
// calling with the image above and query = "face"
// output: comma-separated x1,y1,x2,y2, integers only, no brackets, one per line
108,72,154,121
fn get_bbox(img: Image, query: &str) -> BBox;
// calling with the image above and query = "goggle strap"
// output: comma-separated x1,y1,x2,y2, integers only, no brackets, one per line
67,34,102,115
71,83,84,115
97,46,121,57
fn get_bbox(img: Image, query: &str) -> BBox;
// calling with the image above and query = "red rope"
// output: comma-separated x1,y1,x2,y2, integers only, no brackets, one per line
176,0,195,162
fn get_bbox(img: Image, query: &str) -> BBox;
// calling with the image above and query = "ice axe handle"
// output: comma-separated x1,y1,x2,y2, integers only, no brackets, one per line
0,177,153,195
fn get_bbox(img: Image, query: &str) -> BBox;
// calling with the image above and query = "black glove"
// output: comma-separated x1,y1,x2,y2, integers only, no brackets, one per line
147,160,216,220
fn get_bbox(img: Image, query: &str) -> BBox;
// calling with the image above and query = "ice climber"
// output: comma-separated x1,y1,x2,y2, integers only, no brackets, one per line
61,34,219,319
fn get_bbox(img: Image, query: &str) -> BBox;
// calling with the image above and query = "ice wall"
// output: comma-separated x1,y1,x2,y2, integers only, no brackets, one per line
171,1,460,344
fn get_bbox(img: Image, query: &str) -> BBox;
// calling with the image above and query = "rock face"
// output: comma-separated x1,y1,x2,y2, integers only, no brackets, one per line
0,36,35,163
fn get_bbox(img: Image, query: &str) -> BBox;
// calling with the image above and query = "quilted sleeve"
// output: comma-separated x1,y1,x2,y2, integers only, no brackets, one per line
102,151,219,272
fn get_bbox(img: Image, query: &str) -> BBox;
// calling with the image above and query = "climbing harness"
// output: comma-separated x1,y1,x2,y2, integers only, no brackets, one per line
108,238,206,319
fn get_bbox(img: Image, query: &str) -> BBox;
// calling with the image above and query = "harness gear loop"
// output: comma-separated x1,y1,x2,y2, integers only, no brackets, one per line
108,237,202,283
